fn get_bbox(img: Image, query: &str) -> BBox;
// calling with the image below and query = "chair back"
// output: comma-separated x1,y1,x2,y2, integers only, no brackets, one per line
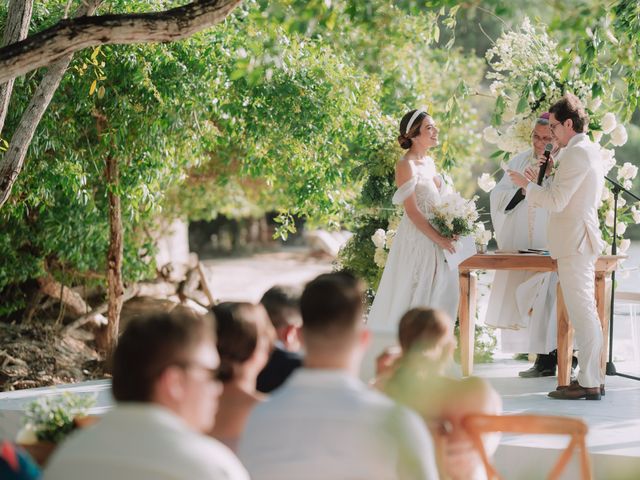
461,414,592,480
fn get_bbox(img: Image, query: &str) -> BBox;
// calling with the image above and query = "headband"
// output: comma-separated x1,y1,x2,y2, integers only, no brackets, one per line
405,108,427,135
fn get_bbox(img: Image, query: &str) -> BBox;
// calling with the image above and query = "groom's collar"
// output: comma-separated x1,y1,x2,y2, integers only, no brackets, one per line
566,132,587,148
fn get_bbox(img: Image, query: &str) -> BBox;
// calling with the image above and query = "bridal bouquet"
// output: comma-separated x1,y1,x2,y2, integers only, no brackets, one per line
429,192,479,238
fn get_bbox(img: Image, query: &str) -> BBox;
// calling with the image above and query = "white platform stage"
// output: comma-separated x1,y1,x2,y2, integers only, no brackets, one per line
475,358,640,479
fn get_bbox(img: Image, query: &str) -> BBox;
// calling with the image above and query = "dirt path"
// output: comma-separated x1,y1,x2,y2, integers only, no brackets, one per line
202,248,334,303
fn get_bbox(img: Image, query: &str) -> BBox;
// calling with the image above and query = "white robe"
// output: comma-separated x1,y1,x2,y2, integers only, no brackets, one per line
485,149,557,354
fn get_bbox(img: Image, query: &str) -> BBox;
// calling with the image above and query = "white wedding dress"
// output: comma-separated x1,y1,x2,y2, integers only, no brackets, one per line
367,157,460,335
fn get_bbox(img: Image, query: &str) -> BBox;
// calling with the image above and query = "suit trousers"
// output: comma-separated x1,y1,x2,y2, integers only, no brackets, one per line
556,253,603,388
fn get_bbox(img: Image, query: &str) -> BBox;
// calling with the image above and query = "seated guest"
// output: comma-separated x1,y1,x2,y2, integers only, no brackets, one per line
378,307,502,480
0,441,40,480
44,304,249,480
211,302,275,451
238,272,439,480
256,285,304,393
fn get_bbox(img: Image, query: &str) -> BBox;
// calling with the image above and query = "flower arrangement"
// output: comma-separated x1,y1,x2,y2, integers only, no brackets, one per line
478,18,639,254
429,192,480,238
474,222,493,246
17,392,96,445
370,214,401,268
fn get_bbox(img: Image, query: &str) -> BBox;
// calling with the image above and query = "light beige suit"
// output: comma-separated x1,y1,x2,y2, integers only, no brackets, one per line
526,133,605,388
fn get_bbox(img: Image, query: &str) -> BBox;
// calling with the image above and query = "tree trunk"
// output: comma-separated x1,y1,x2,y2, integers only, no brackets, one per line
0,0,103,209
0,0,242,84
103,154,124,359
0,0,34,134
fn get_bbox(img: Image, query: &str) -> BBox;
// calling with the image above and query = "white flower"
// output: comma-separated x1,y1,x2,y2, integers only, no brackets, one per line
631,206,640,224
618,162,638,181
610,124,628,146
601,113,617,134
385,229,396,250
624,180,633,190
589,97,602,111
592,130,603,143
474,223,493,245
371,229,386,249
482,126,500,145
600,147,616,174
16,424,38,445
388,215,402,231
618,195,627,207
619,238,631,254
604,244,612,255
605,210,615,227
478,173,496,193
373,247,388,268
601,185,612,204
617,222,627,235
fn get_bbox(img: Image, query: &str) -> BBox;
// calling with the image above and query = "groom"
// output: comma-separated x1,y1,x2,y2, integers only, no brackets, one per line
508,93,605,400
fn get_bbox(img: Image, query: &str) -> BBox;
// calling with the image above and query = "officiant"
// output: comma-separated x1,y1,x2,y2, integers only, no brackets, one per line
485,112,565,378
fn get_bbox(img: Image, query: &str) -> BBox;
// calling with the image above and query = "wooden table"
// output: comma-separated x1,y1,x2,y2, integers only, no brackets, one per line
458,254,622,386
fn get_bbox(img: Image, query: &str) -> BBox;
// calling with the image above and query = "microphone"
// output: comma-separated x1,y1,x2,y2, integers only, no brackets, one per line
536,143,553,185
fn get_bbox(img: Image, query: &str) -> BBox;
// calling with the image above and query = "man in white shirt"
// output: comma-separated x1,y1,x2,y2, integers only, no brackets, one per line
238,272,439,479
487,113,562,377
509,93,605,400
44,305,250,479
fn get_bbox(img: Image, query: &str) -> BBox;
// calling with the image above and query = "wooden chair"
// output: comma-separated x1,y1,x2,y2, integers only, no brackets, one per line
461,414,592,480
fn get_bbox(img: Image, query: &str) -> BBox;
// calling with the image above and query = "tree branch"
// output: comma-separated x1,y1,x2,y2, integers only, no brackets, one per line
0,0,242,84
0,0,34,134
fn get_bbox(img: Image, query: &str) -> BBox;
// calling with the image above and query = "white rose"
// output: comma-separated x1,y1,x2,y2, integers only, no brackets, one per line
632,206,640,224
592,130,603,143
600,147,616,174
373,247,388,268
617,222,627,235
601,112,616,134
624,180,633,190
601,186,612,204
604,244,612,255
478,173,496,193
618,196,627,207
618,162,638,181
605,210,615,227
610,124,628,147
371,229,386,249
16,424,39,445
589,97,602,111
385,229,396,250
619,238,631,254
482,126,500,145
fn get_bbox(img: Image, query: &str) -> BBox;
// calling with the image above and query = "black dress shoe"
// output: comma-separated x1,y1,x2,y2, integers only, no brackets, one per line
556,380,605,396
519,365,556,377
549,382,601,400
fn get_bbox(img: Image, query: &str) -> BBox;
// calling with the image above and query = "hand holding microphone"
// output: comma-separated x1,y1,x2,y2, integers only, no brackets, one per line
536,143,554,185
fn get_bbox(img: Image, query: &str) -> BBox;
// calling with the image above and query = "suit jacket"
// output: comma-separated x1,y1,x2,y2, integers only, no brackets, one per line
526,133,604,259
256,345,303,393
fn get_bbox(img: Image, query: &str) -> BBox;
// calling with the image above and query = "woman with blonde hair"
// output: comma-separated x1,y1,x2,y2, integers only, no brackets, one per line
378,307,502,480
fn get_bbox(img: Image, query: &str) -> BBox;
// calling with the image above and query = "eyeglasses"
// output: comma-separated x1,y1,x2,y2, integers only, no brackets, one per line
549,121,562,131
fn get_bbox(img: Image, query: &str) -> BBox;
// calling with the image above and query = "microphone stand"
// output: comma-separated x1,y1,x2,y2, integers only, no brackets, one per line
604,175,640,381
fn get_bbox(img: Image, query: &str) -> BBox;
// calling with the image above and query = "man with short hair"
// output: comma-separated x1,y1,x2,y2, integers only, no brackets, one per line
44,305,250,479
487,113,561,377
509,93,605,400
256,285,303,393
238,272,439,479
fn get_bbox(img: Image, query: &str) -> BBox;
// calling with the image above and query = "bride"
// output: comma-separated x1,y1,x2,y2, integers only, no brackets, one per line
367,109,460,342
